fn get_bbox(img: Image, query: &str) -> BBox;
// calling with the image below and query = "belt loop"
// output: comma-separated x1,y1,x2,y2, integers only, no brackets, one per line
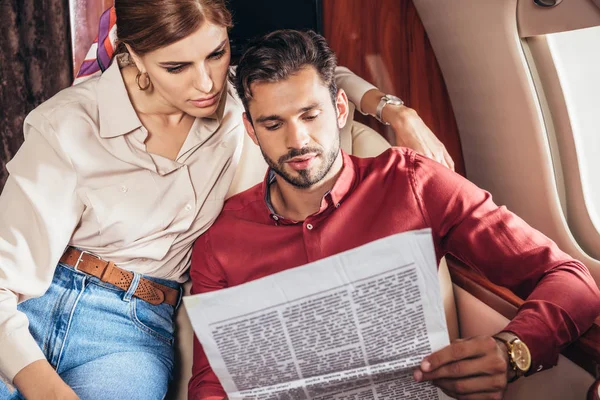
123,272,142,302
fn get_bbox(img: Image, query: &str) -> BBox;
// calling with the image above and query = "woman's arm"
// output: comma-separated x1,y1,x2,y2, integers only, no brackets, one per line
13,361,79,399
334,66,454,170
0,114,84,395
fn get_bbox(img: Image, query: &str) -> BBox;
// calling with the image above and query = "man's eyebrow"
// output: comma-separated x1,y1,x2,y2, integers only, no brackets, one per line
255,115,282,124
299,103,321,113
158,39,228,66
255,103,322,124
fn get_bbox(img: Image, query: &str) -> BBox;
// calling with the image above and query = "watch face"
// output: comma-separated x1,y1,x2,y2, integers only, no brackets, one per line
511,340,532,372
385,95,404,106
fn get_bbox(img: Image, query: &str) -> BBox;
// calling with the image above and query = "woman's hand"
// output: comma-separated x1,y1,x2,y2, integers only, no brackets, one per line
13,360,79,400
360,89,455,170
383,104,455,170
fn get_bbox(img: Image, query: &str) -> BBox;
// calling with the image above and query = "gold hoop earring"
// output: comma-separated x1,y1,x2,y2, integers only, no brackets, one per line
136,71,151,91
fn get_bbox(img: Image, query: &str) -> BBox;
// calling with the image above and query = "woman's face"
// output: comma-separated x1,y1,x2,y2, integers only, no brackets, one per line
131,22,231,118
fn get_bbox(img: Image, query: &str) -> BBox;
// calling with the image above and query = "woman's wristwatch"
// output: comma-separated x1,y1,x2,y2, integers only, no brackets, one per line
374,94,404,125
493,332,532,382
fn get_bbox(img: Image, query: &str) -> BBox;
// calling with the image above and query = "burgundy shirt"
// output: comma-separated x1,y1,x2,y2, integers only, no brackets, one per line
189,148,600,399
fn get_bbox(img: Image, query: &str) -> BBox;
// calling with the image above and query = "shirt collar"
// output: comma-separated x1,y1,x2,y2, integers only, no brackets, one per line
262,150,357,222
264,170,284,221
328,151,356,207
96,56,143,139
208,84,228,125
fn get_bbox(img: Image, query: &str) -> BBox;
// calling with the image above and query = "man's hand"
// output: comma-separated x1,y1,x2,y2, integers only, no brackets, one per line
360,89,455,170
413,336,510,400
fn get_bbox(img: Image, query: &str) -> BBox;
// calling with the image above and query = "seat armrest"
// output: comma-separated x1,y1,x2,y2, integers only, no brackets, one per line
589,378,600,400
445,255,600,379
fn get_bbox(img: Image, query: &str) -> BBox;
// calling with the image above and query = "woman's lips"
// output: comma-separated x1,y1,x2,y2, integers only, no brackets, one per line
189,93,219,108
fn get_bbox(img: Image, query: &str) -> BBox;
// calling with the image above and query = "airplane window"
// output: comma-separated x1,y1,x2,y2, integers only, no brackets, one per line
543,26,600,252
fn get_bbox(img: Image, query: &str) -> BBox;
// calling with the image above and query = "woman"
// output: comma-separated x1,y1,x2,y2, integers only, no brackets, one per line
0,1,451,399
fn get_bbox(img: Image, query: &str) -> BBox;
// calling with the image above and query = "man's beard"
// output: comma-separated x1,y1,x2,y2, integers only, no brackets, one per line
261,132,341,189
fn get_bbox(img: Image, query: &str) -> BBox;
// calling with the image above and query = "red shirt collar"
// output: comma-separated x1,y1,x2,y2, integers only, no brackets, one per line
261,150,357,224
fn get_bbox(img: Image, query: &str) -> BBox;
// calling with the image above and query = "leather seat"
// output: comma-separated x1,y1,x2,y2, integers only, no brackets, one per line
166,105,460,399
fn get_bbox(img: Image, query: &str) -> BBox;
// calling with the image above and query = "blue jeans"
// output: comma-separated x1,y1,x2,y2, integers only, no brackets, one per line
0,262,182,400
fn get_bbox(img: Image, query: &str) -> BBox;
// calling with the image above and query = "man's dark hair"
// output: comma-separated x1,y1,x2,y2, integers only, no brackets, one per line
234,29,338,121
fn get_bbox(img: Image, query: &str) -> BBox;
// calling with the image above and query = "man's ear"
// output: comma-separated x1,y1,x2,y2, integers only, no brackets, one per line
125,44,146,73
242,112,259,146
335,89,350,129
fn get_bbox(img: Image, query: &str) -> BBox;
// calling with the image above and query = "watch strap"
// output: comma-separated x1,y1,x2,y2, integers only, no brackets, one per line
493,335,525,382
375,95,404,125
376,96,390,125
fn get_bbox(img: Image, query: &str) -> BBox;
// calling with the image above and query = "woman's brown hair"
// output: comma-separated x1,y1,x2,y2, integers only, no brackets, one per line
114,0,233,56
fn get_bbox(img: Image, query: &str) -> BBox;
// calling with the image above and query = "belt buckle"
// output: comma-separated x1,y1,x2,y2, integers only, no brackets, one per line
73,249,101,272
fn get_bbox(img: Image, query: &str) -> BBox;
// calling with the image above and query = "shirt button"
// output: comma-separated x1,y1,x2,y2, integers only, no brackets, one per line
120,185,128,193
335,203,341,208
185,204,193,211
306,223,313,230
272,215,279,221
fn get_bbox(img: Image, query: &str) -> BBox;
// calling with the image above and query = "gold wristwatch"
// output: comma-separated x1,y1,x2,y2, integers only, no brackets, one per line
493,333,532,382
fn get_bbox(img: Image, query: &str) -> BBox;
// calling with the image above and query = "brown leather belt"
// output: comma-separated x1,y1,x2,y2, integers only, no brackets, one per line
60,247,179,306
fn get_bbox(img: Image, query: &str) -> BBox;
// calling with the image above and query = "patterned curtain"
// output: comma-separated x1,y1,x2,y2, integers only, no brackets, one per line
0,0,72,189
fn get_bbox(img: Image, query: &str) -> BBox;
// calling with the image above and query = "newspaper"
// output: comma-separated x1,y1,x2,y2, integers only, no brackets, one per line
184,229,452,400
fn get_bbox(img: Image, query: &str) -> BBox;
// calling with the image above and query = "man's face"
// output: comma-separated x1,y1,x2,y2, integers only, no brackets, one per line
243,67,349,188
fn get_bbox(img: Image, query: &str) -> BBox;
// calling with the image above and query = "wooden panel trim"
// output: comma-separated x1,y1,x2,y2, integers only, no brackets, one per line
446,255,521,320
446,255,600,378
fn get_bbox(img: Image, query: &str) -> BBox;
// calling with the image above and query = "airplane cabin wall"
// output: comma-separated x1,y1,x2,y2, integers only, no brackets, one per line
322,0,466,176
412,0,600,286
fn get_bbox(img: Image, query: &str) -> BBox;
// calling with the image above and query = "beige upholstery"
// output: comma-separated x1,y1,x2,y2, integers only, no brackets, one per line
166,106,459,399
455,287,594,399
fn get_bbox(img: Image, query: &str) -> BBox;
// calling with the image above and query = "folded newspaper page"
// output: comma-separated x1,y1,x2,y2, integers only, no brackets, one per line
184,229,452,400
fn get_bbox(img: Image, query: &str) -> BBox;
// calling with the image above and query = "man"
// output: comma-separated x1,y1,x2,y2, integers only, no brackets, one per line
188,30,600,400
